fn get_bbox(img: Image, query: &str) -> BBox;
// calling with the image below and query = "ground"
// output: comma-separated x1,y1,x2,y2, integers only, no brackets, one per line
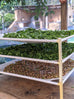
0,72,74,99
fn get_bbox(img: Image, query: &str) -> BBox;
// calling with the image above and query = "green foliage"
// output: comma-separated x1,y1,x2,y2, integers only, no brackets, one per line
0,0,54,21
0,13,14,29
0,0,49,16
0,0,19,4
0,0,14,12
4,28,74,39
0,43,74,60
0,0,6,9
4,13,14,28
33,0,48,17
2,28,74,60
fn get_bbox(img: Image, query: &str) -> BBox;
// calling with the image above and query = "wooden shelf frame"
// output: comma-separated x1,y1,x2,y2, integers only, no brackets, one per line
0,71,59,86
0,38,58,43
0,55,59,64
0,35,74,99
0,34,74,43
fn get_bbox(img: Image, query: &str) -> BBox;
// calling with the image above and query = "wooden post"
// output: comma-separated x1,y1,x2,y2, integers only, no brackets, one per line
61,2,67,30
58,38,63,99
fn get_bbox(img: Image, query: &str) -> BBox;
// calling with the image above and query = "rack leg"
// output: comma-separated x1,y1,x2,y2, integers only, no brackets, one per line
58,38,63,99
59,82,63,99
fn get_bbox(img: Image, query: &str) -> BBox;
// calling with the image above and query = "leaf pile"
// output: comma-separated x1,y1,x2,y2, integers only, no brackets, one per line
0,43,74,60
4,59,74,79
3,28,74,39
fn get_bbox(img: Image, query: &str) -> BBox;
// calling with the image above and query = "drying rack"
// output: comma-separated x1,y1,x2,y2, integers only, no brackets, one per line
0,35,74,99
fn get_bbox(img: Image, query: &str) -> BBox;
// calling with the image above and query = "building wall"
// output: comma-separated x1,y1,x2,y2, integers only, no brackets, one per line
48,9,61,22
48,8,61,30
7,6,61,32
68,6,73,26
15,9,34,22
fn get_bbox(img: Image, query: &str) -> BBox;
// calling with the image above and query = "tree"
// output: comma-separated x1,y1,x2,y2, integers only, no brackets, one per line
0,0,68,30
0,0,49,30
0,10,5,30
0,0,48,15
0,0,15,30
60,0,68,30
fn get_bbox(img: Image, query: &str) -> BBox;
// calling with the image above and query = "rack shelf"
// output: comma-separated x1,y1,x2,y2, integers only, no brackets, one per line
0,55,59,64
0,71,59,86
62,52,74,63
0,59,73,86
63,68,74,84
0,35,74,99
0,38,58,43
1,34,74,43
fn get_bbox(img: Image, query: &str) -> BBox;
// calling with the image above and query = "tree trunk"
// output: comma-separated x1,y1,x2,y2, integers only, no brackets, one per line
61,2,67,30
2,15,5,30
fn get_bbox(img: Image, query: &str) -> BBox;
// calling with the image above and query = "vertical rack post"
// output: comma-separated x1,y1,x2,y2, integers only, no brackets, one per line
58,38,63,99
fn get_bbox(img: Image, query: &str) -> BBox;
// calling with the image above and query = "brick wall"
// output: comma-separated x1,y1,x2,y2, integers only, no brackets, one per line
7,6,61,32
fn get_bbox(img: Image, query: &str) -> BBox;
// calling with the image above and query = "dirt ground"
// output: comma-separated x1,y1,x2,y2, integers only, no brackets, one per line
0,72,74,99
0,92,17,99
